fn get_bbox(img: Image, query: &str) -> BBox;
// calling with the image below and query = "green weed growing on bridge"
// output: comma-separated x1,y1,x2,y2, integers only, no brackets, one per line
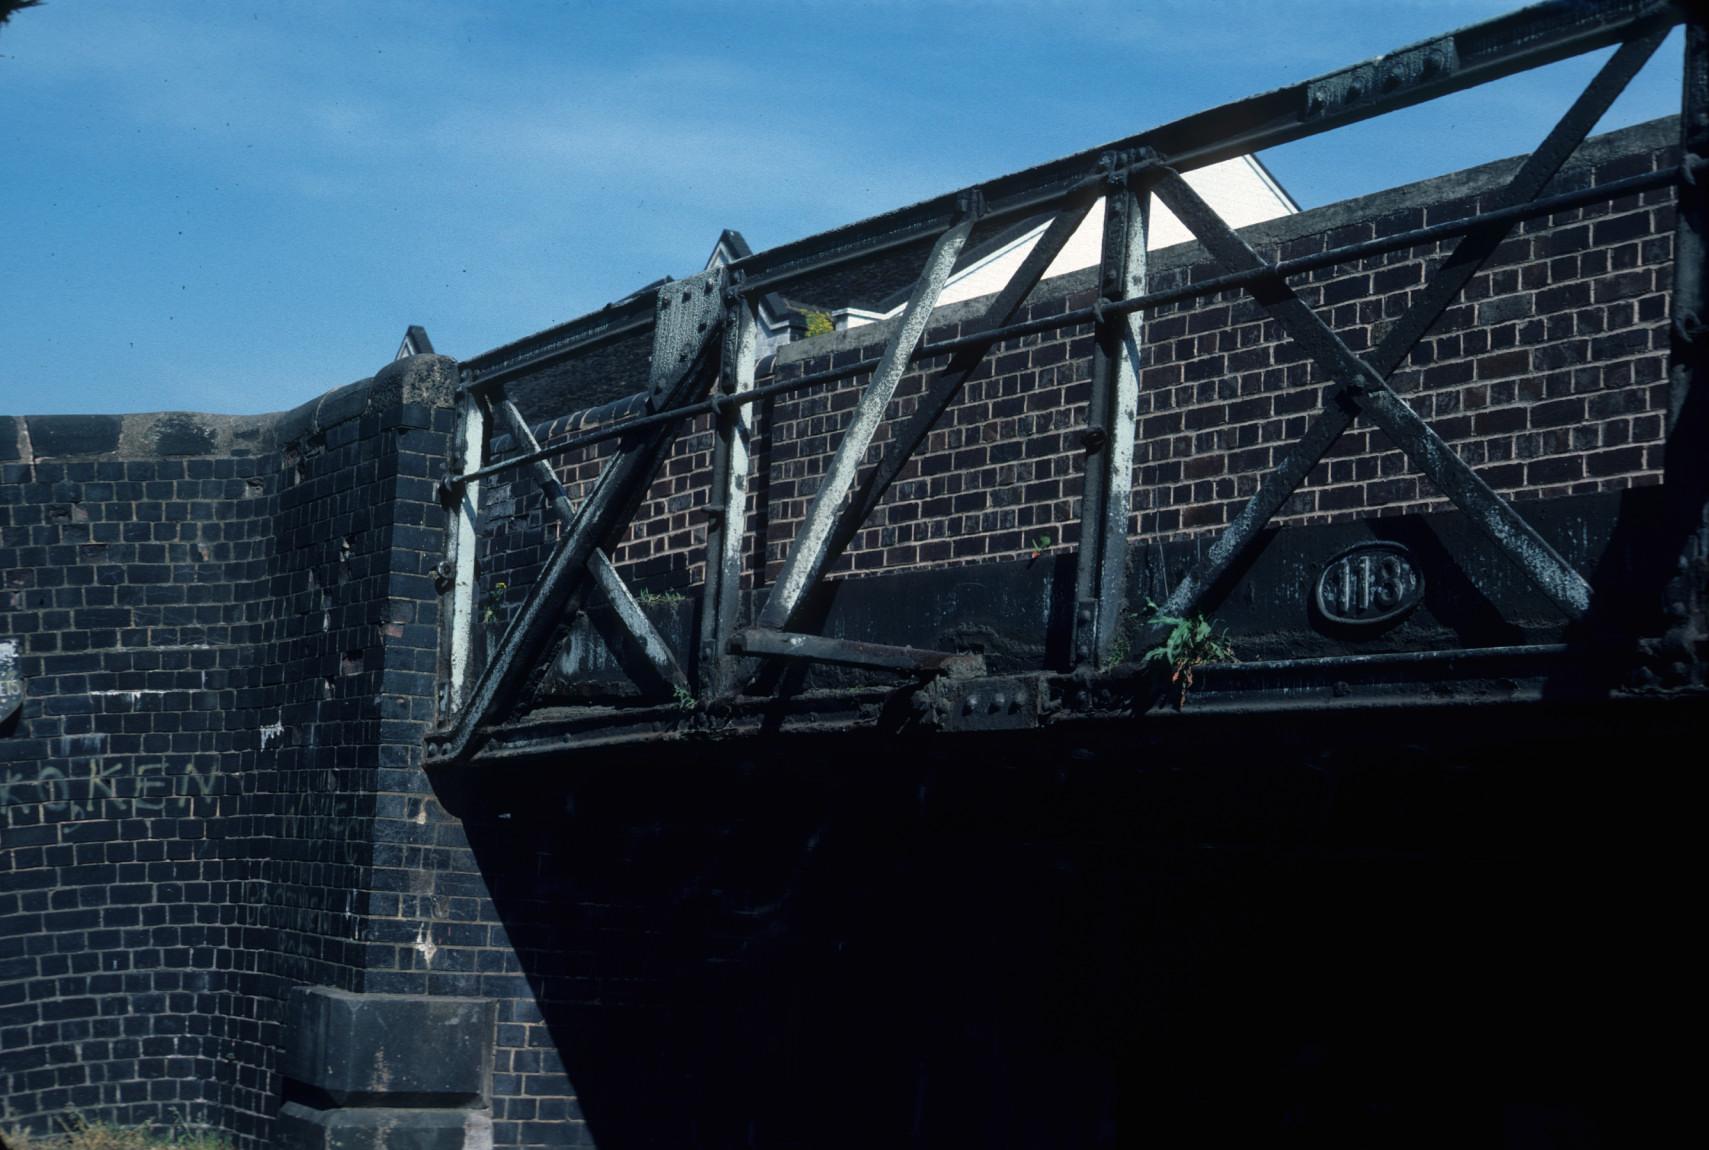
1141,603,1235,709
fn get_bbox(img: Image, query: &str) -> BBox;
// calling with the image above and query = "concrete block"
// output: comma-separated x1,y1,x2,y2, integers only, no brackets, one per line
274,1103,492,1150
282,987,495,1106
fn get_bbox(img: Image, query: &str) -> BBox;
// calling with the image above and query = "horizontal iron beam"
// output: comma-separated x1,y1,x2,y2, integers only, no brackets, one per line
456,0,1674,387
453,649,1701,765
728,628,985,678
732,0,1677,296
1208,642,1572,675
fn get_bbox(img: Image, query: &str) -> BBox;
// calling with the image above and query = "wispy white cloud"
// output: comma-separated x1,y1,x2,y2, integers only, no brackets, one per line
0,0,1687,415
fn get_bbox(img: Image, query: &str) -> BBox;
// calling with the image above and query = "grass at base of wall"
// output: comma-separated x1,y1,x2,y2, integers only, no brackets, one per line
1,1115,229,1150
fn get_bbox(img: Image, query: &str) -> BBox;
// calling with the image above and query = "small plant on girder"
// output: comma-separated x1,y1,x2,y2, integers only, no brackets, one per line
1141,605,1235,710
482,581,508,624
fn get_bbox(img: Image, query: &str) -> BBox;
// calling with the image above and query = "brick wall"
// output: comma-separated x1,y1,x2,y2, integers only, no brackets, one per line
0,358,458,1146
0,422,273,1131
476,118,1675,614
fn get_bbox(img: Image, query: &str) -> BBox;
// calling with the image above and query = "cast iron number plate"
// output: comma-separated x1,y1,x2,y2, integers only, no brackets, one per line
1314,542,1424,626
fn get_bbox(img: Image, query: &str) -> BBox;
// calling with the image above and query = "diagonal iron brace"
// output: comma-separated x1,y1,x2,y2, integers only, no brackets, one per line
758,198,981,630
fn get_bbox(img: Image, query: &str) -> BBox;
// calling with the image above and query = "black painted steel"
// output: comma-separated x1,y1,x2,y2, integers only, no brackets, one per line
1072,165,1146,667
698,295,760,699
1664,22,1709,652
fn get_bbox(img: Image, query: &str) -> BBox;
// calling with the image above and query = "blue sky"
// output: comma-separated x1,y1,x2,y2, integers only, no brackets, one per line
0,1,1685,417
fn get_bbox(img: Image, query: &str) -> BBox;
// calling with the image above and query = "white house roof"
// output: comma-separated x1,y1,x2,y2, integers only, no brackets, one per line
840,153,1297,329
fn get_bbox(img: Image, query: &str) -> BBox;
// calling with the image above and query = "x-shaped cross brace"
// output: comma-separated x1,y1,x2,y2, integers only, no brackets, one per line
1142,23,1670,636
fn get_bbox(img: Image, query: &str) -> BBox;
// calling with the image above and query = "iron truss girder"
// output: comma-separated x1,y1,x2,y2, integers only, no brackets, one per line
1139,23,1670,645
429,2,1709,765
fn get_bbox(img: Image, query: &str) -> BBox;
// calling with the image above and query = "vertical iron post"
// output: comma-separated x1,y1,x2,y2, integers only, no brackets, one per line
1666,18,1709,671
444,380,487,716
699,285,759,697
1071,156,1147,668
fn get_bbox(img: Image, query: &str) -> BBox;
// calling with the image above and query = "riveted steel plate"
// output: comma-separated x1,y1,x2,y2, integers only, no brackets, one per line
938,676,1043,732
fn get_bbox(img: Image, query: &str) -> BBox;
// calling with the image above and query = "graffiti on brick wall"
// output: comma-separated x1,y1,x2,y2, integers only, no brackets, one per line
0,758,222,845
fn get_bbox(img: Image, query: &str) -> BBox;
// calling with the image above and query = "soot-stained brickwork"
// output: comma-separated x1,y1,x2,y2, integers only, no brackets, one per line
1,358,458,1144
1,118,1698,1150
